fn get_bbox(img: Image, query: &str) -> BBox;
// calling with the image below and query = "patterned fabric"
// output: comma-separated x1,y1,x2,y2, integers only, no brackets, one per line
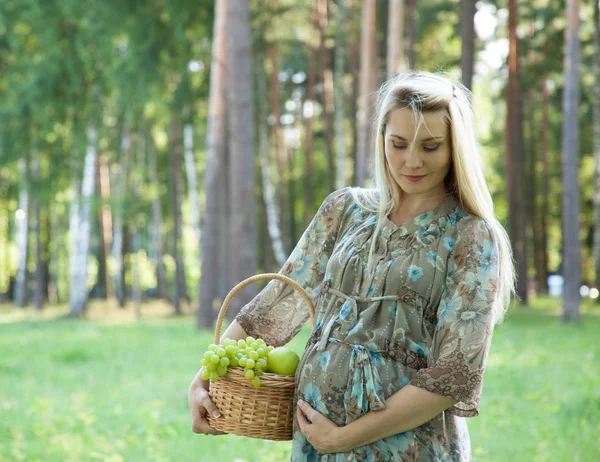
235,187,499,461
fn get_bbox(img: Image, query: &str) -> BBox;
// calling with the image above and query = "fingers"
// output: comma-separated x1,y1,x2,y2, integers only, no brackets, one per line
297,400,316,423
189,381,224,436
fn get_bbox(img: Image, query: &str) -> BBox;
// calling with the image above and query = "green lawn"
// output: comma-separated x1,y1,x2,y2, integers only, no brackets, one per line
0,297,598,461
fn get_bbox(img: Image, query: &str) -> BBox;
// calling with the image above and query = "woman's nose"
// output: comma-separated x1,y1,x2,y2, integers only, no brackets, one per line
405,147,423,168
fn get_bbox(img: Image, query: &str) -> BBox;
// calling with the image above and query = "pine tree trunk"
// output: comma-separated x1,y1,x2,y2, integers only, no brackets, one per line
113,121,130,308
69,126,98,317
593,0,600,299
0,180,9,300
335,0,348,189
15,157,29,308
356,0,377,187
304,23,317,227
226,0,258,319
317,0,335,192
561,0,581,322
97,155,112,298
406,0,416,69
459,0,476,91
198,1,228,329
32,150,43,311
148,137,168,300
387,0,406,77
539,77,550,294
506,0,528,305
169,112,185,315
348,2,360,185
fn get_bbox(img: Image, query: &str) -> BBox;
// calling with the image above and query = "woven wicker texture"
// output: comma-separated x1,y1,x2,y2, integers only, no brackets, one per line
207,273,315,441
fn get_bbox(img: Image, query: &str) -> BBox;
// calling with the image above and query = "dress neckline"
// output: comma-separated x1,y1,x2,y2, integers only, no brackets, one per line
381,194,459,237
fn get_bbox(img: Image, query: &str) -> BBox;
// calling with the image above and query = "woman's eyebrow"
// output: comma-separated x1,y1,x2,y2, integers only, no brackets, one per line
389,134,444,142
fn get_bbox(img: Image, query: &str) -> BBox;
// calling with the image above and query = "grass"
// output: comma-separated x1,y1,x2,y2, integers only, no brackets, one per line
0,297,598,461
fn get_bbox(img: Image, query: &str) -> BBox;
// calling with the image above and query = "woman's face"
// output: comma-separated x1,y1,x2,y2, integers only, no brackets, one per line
383,107,452,199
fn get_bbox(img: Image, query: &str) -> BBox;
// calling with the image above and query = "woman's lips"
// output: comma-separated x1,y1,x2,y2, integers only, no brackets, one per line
403,174,426,182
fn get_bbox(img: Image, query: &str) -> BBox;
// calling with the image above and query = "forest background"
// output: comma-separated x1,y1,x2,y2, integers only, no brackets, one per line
0,0,598,461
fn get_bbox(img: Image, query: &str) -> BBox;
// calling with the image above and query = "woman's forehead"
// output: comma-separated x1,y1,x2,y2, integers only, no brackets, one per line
386,108,448,139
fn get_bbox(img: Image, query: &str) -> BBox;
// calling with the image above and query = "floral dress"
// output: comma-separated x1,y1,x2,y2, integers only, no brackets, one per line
235,187,499,461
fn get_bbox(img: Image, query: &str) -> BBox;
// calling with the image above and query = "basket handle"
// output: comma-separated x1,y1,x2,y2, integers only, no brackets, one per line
214,273,316,344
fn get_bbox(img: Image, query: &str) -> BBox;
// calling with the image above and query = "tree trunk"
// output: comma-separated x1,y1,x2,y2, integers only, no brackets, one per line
199,0,228,328
356,0,378,187
304,15,317,227
257,53,287,267
538,77,550,294
593,0,600,299
184,123,201,248
387,0,406,78
69,126,98,317
168,112,185,315
148,136,168,300
460,0,476,91
15,157,29,308
406,0,416,69
561,0,581,323
97,155,112,298
317,0,335,192
506,0,528,305
335,0,348,189
113,121,130,308
226,0,258,319
0,180,9,300
348,2,360,186
32,150,43,311
268,46,290,250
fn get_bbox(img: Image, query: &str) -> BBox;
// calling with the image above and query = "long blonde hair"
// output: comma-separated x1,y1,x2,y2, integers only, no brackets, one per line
348,71,515,324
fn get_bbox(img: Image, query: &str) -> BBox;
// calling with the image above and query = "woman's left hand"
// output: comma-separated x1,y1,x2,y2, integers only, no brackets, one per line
296,400,348,454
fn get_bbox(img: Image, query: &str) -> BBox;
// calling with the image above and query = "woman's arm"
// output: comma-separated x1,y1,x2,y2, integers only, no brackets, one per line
219,319,248,343
336,385,457,451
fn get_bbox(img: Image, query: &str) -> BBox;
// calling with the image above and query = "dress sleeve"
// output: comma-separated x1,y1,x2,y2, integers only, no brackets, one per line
234,187,349,347
409,217,500,417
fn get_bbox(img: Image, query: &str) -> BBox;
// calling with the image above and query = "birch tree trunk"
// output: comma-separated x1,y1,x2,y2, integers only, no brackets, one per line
169,112,185,315
69,125,97,317
506,0,528,304
561,0,581,322
335,0,348,189
15,157,29,308
226,0,257,319
131,131,145,316
148,136,168,300
387,0,406,78
184,123,201,251
593,0,600,300
268,46,290,250
355,0,377,187
257,53,287,267
459,0,476,91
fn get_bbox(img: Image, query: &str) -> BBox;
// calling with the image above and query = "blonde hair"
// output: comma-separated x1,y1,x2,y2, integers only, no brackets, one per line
348,71,515,324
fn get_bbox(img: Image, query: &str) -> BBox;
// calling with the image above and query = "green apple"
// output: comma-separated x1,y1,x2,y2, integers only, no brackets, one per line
266,347,300,375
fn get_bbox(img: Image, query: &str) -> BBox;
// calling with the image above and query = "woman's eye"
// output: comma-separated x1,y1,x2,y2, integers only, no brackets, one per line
423,145,440,152
392,144,407,150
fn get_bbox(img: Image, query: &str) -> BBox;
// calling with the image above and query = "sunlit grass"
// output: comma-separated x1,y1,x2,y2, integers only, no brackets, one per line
0,297,598,461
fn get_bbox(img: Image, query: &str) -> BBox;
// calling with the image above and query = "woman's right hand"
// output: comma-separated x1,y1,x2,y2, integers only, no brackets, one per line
188,368,226,435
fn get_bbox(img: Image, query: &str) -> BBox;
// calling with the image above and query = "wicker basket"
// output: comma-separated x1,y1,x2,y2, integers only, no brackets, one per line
206,273,315,441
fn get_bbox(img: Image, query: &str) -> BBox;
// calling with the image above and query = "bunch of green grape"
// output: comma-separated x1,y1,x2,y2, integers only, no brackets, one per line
200,336,274,388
